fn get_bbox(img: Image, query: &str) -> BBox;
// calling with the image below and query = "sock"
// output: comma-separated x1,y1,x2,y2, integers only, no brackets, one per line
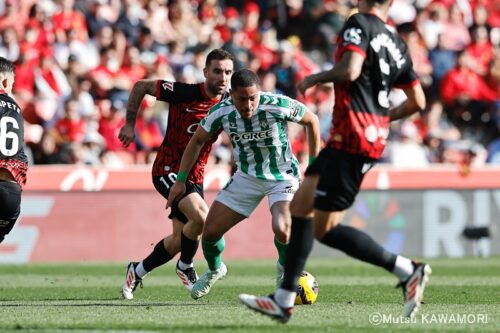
202,237,225,271
320,224,397,272
179,231,199,265
274,237,288,266
281,216,314,292
274,288,296,308
177,260,193,270
135,262,148,278
392,255,414,281
142,240,174,272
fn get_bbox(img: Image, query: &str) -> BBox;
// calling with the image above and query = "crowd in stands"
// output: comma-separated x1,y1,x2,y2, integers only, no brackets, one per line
1,0,499,169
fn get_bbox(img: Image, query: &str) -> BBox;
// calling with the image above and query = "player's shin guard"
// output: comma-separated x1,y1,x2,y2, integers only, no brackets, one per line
180,231,199,265
320,224,397,272
142,240,174,272
281,216,314,292
202,237,225,271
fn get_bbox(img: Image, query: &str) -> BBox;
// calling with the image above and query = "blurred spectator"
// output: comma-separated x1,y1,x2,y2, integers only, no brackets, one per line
0,0,497,168
440,49,498,137
466,25,494,76
385,120,430,168
270,40,299,98
428,33,456,99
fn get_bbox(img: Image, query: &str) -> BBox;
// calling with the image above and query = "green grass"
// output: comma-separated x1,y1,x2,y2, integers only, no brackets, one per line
0,258,499,333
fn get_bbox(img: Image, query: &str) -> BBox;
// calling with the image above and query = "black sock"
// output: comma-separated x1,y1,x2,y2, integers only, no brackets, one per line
179,231,199,265
142,240,173,272
320,224,397,272
281,216,314,292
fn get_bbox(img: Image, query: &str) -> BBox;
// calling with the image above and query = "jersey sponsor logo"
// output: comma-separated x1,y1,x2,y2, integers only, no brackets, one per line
364,125,389,143
187,123,199,134
162,81,174,91
370,33,406,69
230,129,273,142
343,27,362,45
281,185,296,194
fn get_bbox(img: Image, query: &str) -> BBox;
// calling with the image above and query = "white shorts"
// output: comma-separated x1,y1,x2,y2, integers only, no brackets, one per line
215,171,300,217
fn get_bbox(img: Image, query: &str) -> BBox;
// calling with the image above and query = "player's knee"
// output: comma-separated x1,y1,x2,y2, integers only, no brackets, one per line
312,225,328,241
202,224,219,242
290,198,312,217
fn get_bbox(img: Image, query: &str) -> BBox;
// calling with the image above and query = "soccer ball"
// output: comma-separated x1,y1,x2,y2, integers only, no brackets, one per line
295,271,319,305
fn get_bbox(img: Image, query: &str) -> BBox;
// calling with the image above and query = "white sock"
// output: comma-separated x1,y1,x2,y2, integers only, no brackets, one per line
135,262,148,278
274,288,296,308
392,256,414,281
177,260,193,270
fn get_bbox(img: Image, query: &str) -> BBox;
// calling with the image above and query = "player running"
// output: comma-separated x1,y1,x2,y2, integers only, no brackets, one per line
240,0,431,322
167,69,321,300
118,49,234,299
0,57,28,244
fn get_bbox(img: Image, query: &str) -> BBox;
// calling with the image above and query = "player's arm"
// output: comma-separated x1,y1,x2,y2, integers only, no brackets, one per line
298,109,321,163
118,79,157,147
166,126,213,207
389,83,426,122
297,51,364,95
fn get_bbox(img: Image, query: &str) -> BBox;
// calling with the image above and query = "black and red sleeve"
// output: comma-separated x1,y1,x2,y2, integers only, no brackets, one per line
156,81,204,103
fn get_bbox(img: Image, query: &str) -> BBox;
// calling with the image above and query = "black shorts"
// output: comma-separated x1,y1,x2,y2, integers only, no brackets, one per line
0,180,22,237
305,147,376,211
152,174,204,224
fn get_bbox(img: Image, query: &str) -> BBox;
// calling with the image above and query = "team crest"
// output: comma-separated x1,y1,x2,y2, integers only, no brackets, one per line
260,120,268,129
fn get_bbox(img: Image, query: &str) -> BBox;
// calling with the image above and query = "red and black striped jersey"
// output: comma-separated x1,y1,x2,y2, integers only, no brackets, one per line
329,13,419,159
0,93,28,187
152,81,225,183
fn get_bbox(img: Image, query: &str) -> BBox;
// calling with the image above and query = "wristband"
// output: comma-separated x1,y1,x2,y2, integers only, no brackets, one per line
308,156,316,165
176,170,188,182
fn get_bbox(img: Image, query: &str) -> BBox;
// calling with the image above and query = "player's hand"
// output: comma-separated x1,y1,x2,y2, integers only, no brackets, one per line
297,76,315,96
166,181,186,209
118,123,135,147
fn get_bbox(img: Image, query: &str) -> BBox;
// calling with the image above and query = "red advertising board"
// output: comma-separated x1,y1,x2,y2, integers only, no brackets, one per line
1,165,499,263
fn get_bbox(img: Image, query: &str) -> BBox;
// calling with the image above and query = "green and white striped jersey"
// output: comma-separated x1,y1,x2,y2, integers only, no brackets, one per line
200,92,306,181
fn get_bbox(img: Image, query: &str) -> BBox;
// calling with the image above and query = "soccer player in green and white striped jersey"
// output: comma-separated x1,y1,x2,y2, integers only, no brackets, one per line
167,69,321,300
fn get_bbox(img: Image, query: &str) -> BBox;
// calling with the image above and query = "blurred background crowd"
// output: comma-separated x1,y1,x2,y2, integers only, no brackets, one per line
1,0,499,170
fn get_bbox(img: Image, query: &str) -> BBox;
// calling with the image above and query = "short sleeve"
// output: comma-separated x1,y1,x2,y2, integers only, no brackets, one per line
338,14,370,59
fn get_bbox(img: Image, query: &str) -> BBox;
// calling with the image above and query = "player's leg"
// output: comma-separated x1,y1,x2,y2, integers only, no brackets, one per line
192,172,262,299
311,149,431,317
268,177,299,287
269,200,289,287
175,190,209,290
121,219,183,299
190,200,246,299
0,180,22,244
239,175,317,322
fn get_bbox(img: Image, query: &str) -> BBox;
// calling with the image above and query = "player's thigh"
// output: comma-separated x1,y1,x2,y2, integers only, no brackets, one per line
215,171,265,219
178,191,209,225
152,175,202,224
290,175,319,217
203,200,246,241
267,178,299,228
0,181,21,236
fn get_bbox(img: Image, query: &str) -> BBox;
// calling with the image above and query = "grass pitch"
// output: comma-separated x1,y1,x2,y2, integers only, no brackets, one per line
0,257,498,333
